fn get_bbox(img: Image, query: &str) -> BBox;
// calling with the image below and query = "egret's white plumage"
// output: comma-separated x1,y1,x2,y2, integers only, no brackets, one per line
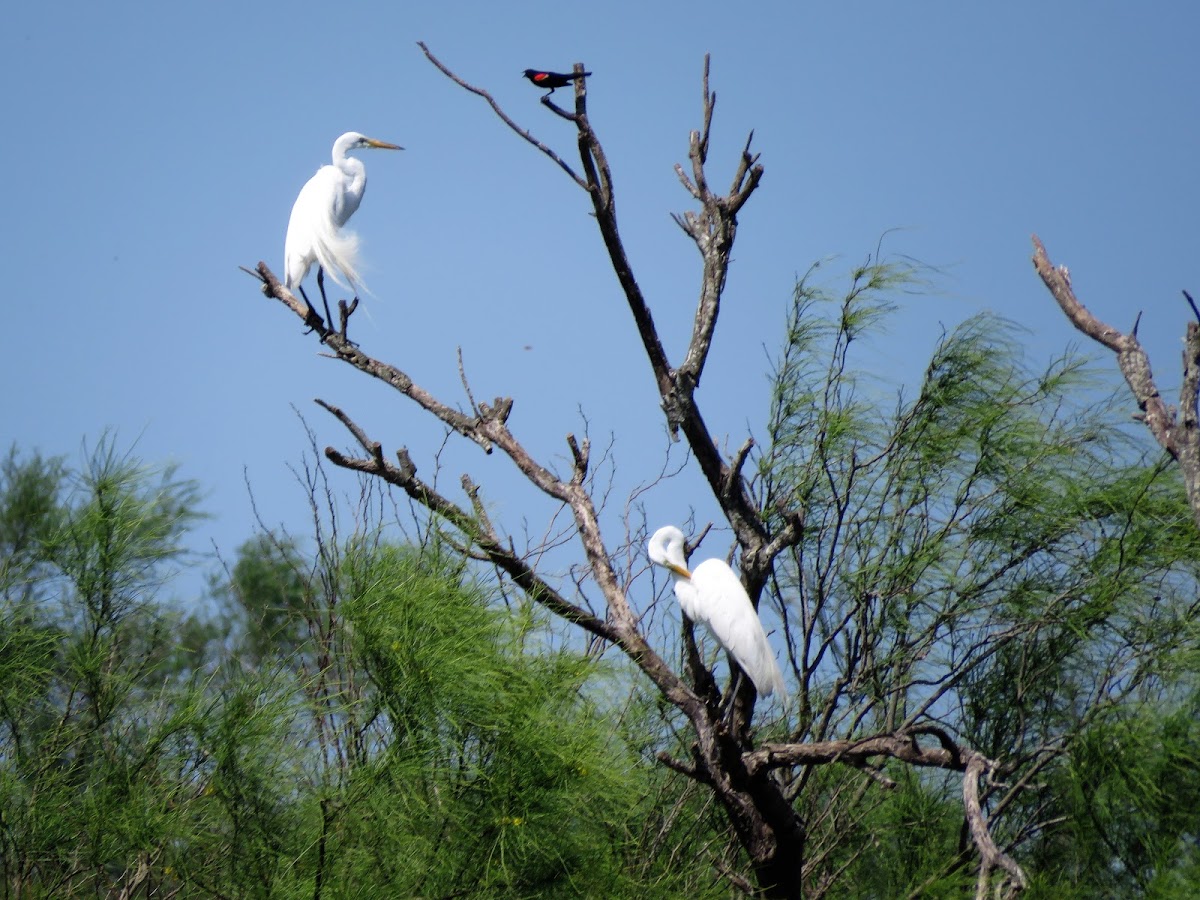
284,131,402,318
648,525,786,698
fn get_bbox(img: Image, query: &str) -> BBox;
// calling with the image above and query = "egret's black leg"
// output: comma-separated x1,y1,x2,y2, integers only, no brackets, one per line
297,284,320,333
317,267,335,329
718,668,747,723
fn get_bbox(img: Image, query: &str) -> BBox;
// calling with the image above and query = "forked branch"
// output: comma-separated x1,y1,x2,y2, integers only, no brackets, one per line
747,728,1027,894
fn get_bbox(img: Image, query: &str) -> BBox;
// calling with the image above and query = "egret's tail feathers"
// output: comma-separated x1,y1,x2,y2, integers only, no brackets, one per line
762,659,787,699
312,221,364,294
746,654,787,699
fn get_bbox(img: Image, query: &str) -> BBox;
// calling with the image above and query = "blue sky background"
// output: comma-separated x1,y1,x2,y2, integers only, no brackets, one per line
3,2,1197,609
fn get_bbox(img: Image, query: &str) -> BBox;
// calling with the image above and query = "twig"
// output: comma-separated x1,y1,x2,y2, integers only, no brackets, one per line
684,522,714,559
338,297,357,342
417,41,588,190
540,93,578,123
566,432,590,483
1185,289,1200,324
457,347,480,416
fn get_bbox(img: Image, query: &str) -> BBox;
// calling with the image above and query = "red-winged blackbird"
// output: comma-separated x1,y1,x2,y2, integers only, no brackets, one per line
522,68,591,95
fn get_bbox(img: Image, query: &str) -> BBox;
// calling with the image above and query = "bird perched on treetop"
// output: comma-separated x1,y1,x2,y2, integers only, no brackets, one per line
648,525,786,698
522,68,591,95
284,132,403,327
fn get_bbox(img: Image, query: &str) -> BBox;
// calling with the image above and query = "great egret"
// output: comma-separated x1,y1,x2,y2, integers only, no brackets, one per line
648,525,786,698
284,131,402,325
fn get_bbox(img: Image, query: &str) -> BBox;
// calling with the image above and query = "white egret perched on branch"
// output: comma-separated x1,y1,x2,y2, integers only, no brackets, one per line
284,131,403,325
648,525,786,698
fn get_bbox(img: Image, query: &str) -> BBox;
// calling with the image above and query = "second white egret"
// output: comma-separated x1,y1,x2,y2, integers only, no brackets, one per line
648,525,786,698
284,131,403,325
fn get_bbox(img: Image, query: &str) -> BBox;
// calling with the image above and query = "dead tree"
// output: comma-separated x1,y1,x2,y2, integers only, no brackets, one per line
247,49,1026,898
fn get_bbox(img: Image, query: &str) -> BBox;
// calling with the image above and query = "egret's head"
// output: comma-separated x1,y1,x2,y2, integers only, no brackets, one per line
359,136,404,151
337,132,404,153
647,525,690,578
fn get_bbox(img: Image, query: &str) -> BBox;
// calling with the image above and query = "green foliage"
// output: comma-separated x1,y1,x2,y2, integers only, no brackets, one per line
218,532,314,663
0,439,207,898
47,437,201,627
1028,693,1200,897
0,444,721,899
0,446,65,602
804,766,976,898
757,260,1200,894
328,544,718,898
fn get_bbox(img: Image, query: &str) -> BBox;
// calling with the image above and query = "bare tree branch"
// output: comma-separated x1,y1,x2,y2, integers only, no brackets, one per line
964,754,1027,897
747,728,1026,892
417,41,587,190
1031,236,1175,453
255,262,496,454
315,399,616,642
1032,235,1200,530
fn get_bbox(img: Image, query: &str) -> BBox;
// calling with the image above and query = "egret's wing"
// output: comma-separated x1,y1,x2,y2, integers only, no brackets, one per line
691,559,785,697
285,166,361,291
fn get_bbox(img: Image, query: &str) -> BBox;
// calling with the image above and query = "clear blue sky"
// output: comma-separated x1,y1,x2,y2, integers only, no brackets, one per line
3,2,1197,607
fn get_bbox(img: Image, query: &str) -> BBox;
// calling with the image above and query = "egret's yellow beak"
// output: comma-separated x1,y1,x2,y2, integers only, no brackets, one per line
366,139,404,151
668,562,692,579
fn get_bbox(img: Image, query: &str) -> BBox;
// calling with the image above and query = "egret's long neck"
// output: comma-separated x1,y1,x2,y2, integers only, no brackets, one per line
342,157,366,195
331,134,357,167
333,150,365,181
333,153,368,224
667,568,699,620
